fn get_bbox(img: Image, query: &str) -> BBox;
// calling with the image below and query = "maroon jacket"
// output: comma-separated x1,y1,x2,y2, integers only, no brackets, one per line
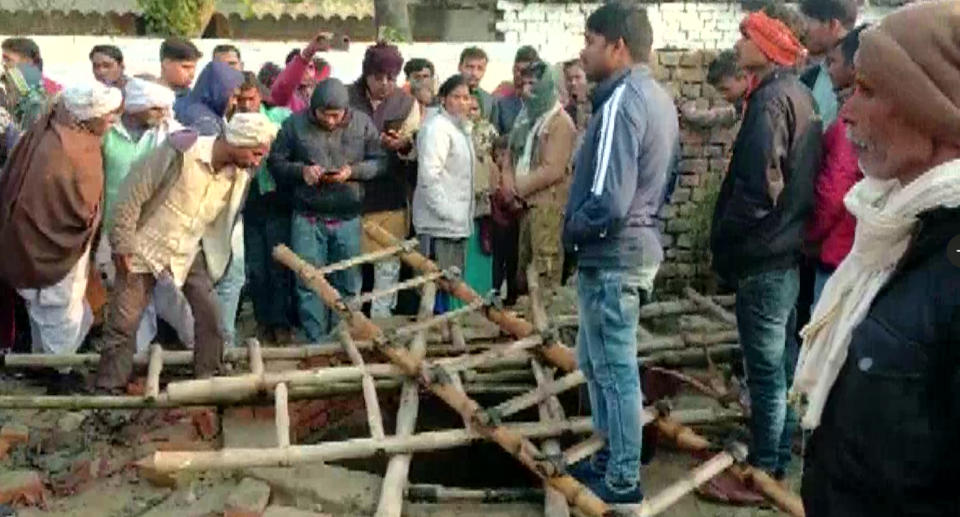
806,118,862,268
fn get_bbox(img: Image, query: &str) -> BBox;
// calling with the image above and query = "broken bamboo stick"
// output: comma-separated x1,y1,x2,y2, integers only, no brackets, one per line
684,287,737,326
145,344,163,401
275,382,290,448
248,339,264,377
376,282,437,517
338,328,385,441
274,242,610,517
637,442,747,516
363,223,577,372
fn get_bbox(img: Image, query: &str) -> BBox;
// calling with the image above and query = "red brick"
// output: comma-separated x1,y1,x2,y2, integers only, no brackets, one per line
0,423,29,445
126,377,146,396
190,408,220,440
51,456,110,496
0,470,46,507
253,406,276,420
225,407,255,421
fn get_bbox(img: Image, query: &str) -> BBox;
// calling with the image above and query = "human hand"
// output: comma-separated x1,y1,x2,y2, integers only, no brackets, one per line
380,130,410,152
322,165,352,183
303,165,324,186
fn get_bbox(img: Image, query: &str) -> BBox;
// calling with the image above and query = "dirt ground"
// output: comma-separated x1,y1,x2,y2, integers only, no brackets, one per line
0,293,798,517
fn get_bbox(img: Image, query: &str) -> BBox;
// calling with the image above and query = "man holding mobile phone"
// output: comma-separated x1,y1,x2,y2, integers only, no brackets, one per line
268,78,386,340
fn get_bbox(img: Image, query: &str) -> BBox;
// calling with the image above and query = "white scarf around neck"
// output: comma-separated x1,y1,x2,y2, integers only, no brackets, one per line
791,158,960,429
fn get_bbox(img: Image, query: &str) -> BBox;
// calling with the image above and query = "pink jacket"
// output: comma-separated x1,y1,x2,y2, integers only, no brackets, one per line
269,54,330,113
806,118,862,268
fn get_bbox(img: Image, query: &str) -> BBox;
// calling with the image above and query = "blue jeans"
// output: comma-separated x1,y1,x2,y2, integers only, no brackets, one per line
215,219,245,346
575,266,644,491
291,214,361,341
735,267,800,474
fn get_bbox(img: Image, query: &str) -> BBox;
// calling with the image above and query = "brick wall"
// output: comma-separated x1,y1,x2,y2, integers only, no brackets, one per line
652,49,737,294
496,1,896,57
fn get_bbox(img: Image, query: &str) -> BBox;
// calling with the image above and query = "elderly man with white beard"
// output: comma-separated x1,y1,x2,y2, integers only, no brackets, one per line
96,77,195,354
794,2,960,515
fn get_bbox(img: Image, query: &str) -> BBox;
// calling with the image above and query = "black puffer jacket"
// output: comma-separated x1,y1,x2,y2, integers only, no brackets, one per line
710,69,822,282
802,205,960,517
268,84,385,219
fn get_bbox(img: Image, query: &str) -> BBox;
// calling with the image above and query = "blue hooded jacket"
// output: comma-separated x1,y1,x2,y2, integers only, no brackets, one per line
174,61,243,137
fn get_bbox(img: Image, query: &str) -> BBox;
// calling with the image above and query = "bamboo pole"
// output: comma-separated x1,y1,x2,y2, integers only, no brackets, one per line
274,243,610,517
145,344,163,401
437,335,542,374
637,443,746,516
363,223,577,372
338,328,385,441
139,417,596,474
486,370,585,420
393,298,486,338
0,381,531,410
275,382,290,448
248,339,264,377
376,282,437,517
308,239,419,277
533,359,570,517
562,435,605,467
684,287,737,326
405,484,543,503
348,271,444,309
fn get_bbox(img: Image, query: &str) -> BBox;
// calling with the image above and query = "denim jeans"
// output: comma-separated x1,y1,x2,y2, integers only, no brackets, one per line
291,214,362,341
575,266,645,491
735,267,800,474
215,219,245,346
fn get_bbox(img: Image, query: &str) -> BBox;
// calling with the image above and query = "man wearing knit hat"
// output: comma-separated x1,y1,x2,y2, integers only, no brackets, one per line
348,41,420,320
709,9,821,489
795,2,960,515
95,113,277,391
0,81,121,355
269,78,385,340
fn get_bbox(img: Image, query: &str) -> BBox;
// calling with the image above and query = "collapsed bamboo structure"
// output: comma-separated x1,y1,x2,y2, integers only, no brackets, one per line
0,220,807,517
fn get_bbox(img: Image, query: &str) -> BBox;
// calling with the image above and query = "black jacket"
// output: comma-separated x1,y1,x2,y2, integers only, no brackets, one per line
802,205,960,517
710,69,822,282
268,109,385,219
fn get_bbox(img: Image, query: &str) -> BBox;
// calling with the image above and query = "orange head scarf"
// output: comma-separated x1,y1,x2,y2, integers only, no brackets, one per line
740,11,806,67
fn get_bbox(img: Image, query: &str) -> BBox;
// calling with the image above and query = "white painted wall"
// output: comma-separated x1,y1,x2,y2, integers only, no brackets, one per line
7,35,523,93
3,2,897,92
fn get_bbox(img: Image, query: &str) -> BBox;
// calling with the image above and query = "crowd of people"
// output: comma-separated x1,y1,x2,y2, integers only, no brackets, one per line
0,0,957,512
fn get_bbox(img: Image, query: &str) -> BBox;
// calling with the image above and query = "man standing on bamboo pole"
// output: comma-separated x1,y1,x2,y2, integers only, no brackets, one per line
793,2,960,515
561,2,679,504
95,113,278,392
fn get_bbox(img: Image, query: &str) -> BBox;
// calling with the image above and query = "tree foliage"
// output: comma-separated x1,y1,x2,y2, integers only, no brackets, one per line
138,0,216,37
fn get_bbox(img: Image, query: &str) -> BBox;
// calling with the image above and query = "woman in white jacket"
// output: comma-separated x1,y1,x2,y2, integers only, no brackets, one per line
413,74,475,313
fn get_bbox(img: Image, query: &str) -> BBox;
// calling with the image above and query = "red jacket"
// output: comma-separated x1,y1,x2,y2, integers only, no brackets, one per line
268,54,330,113
806,118,862,268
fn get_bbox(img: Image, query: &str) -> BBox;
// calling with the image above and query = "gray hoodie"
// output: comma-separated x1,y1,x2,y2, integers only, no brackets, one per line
562,65,679,269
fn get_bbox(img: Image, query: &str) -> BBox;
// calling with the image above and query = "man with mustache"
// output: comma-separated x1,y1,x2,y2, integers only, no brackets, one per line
795,2,960,515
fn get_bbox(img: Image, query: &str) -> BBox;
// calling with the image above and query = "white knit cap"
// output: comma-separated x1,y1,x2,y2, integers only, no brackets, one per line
225,112,278,147
62,81,123,121
124,78,175,114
